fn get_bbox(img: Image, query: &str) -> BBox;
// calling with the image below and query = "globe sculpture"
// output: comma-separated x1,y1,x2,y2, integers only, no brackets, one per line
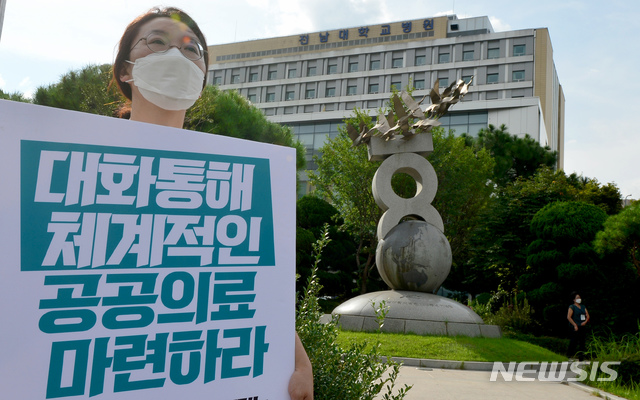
332,80,501,338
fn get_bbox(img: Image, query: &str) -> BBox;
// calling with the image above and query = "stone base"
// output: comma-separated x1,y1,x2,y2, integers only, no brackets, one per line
332,290,501,338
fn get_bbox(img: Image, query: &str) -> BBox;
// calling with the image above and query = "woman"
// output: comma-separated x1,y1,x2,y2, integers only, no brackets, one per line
567,291,590,360
113,7,313,399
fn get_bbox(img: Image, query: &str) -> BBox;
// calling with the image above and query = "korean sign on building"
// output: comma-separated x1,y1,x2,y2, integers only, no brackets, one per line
0,100,296,399
298,18,435,46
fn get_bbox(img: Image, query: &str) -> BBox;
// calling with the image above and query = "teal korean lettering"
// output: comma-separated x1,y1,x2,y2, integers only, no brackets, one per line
101,273,158,330
211,271,256,320
205,161,232,209
46,340,91,399
204,326,269,383
169,330,205,385
158,271,211,324
150,215,216,267
155,158,206,209
112,334,168,392
96,154,138,205
65,151,100,207
39,274,101,334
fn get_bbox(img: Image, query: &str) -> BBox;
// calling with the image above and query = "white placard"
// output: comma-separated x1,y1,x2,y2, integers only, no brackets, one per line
0,100,296,400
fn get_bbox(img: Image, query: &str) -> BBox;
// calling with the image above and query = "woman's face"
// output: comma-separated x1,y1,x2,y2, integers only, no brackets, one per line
120,17,206,83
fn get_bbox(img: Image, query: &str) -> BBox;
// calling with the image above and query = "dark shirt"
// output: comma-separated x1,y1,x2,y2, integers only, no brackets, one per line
569,304,587,326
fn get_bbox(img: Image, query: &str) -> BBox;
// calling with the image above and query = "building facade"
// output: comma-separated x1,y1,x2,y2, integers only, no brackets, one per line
207,15,565,192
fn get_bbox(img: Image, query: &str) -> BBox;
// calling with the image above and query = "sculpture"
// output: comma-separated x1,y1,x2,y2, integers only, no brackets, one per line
332,78,501,338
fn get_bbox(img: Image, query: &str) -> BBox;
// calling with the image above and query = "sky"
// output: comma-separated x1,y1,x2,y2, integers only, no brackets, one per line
1,0,638,199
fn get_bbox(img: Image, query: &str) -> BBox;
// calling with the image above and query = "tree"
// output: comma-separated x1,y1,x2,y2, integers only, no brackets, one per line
185,86,306,170
576,179,623,215
33,64,126,116
522,201,637,335
296,196,357,297
428,129,495,290
0,89,30,103
467,166,578,293
594,202,640,276
467,124,557,187
309,109,381,294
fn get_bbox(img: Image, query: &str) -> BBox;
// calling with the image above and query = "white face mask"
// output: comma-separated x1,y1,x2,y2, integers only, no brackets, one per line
575,298,582,304
126,48,205,111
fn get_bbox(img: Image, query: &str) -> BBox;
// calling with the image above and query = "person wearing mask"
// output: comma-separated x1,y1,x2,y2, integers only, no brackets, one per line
112,7,313,399
567,291,590,360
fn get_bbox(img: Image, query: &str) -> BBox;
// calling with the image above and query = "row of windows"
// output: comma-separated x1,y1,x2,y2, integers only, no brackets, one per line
243,70,525,103
216,44,528,85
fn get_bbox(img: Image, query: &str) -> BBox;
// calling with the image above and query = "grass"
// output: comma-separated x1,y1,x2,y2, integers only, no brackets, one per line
585,330,640,400
334,330,640,399
336,330,567,362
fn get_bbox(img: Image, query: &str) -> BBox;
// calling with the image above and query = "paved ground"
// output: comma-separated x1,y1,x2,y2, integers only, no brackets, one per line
381,366,626,400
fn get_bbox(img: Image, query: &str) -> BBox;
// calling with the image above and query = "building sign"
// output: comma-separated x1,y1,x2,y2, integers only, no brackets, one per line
299,18,434,46
0,100,296,400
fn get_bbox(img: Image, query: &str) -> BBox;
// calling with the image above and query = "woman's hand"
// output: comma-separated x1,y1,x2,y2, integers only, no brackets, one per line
289,333,313,400
288,366,313,400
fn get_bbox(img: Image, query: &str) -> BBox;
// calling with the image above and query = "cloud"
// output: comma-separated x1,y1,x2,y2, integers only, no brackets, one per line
489,16,511,32
0,74,5,89
19,77,32,88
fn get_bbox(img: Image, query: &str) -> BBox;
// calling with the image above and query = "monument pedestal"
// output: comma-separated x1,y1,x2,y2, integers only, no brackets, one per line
333,290,501,338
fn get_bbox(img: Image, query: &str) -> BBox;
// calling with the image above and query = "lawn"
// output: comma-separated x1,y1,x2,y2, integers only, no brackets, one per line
336,330,567,362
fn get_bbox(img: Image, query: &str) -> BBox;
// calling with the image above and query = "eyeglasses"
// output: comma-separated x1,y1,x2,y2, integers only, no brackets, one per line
132,32,206,61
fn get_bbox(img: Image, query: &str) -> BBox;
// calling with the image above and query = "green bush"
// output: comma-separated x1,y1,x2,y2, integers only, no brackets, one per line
484,293,536,334
589,330,640,387
296,227,411,400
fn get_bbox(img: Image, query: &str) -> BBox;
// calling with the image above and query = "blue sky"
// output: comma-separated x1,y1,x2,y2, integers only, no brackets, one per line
1,0,638,199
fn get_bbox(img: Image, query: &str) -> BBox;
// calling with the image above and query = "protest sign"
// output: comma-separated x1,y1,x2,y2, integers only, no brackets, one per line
0,100,296,399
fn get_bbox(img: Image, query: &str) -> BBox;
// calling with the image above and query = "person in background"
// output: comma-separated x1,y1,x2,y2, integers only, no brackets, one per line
567,291,590,360
112,7,313,399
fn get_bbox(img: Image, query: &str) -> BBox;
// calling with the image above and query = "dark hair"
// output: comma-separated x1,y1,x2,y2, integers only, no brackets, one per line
570,291,580,302
112,7,208,101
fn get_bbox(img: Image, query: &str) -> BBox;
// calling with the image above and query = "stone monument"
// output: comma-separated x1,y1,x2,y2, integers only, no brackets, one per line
332,79,501,338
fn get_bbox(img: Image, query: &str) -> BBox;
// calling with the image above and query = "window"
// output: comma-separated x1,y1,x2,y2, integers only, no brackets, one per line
288,69,297,79
249,72,258,82
325,87,336,97
266,93,275,102
305,89,316,99
414,80,425,90
347,85,357,95
213,76,222,85
307,66,316,76
487,73,499,84
438,53,450,63
370,60,381,70
438,78,449,87
512,70,525,82
486,91,499,100
463,50,474,61
285,91,295,101
391,81,402,91
368,83,379,94
392,58,403,68
231,74,240,84
248,94,257,103
268,70,277,80
513,44,526,56
328,64,338,74
415,55,426,66
462,75,473,84
487,48,500,59
349,62,358,72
